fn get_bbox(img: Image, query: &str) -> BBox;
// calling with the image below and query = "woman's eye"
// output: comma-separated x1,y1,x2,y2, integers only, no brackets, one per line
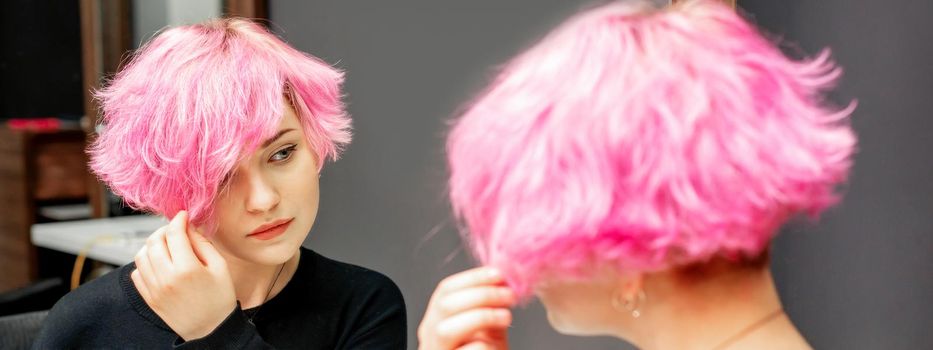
270,145,297,162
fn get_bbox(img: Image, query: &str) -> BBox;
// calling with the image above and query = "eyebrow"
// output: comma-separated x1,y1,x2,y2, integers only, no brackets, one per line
261,129,296,148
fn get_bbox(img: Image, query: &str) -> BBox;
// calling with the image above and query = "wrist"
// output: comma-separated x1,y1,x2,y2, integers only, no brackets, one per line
180,303,239,341
174,304,259,349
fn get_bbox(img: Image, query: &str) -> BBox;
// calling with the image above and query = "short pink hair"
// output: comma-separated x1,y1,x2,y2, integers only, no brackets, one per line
448,0,857,296
90,18,350,231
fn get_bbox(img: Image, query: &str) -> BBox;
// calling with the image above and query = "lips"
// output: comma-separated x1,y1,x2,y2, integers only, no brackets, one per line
247,218,294,240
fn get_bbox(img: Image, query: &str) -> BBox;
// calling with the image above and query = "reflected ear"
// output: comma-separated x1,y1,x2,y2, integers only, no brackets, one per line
611,272,647,318
616,272,645,299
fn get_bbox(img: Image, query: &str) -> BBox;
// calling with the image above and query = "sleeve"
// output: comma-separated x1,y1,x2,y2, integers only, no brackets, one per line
342,273,408,350
173,303,275,350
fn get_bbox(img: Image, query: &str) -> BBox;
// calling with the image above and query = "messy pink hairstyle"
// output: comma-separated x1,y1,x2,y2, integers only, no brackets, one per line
448,0,856,297
90,18,351,232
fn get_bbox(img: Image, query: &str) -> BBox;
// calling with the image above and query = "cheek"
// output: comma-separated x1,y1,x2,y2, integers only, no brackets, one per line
210,198,239,238
537,287,575,329
538,292,583,334
536,282,616,335
292,156,320,205
286,152,320,226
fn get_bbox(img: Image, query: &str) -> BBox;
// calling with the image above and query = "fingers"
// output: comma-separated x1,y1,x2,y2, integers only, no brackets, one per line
145,227,173,280
420,268,514,350
437,286,516,318
134,246,160,289
435,308,512,347
471,329,508,344
187,228,225,269
131,269,153,302
427,267,510,319
165,211,198,267
457,341,501,350
455,329,508,350
432,267,506,302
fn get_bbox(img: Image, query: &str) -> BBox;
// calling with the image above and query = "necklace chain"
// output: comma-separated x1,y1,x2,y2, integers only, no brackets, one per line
247,262,287,324
710,308,784,350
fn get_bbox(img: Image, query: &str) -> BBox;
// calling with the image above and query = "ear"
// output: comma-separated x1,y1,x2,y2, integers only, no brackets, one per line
611,271,648,318
616,271,645,300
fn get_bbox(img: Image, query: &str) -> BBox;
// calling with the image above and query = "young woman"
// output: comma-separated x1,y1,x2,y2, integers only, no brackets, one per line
418,1,856,349
35,18,406,348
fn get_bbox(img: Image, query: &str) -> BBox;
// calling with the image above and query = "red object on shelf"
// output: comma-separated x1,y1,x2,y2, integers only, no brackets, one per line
7,118,62,131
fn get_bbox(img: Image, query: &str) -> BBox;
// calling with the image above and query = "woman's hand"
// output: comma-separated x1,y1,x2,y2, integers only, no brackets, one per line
418,267,516,350
131,211,237,341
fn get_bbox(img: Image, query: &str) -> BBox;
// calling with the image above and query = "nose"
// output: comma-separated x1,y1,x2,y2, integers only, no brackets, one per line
244,172,280,214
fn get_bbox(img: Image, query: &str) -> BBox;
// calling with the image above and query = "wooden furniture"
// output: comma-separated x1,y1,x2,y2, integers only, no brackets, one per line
0,127,91,292
226,0,268,19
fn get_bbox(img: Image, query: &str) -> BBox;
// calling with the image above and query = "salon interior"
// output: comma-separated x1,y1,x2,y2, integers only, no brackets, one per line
0,0,930,349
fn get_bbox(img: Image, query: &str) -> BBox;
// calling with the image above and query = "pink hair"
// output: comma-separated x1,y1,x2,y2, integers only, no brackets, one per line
448,0,857,297
89,18,351,232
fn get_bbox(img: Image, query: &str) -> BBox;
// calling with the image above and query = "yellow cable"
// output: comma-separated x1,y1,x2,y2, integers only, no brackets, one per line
71,235,118,290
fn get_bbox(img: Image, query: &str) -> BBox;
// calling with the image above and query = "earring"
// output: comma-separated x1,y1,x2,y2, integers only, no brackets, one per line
612,289,647,318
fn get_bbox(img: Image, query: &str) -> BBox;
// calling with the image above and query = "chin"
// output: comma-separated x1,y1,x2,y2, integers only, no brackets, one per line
270,229,309,257
545,309,614,337
546,310,585,335
546,311,570,334
250,241,301,265
218,230,306,267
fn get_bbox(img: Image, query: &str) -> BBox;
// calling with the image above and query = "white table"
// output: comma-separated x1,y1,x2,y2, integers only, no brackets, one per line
31,215,167,266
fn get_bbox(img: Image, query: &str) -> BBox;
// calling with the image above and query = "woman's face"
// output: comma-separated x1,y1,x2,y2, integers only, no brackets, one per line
210,101,319,266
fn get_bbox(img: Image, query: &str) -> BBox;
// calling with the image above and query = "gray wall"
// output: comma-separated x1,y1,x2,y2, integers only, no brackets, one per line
271,1,933,349
744,0,933,349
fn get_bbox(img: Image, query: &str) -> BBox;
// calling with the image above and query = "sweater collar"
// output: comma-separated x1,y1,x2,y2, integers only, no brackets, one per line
118,247,313,331
118,263,173,332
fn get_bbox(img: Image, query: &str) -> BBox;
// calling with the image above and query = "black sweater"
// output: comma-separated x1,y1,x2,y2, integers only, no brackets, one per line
33,248,407,349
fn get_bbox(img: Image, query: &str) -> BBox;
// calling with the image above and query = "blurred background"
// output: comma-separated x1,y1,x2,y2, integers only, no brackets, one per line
0,0,930,349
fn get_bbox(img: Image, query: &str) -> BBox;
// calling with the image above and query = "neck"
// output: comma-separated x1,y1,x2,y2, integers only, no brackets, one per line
622,265,810,350
223,250,301,309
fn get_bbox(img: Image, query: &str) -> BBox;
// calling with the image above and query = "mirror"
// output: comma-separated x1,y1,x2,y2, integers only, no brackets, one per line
132,0,222,48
